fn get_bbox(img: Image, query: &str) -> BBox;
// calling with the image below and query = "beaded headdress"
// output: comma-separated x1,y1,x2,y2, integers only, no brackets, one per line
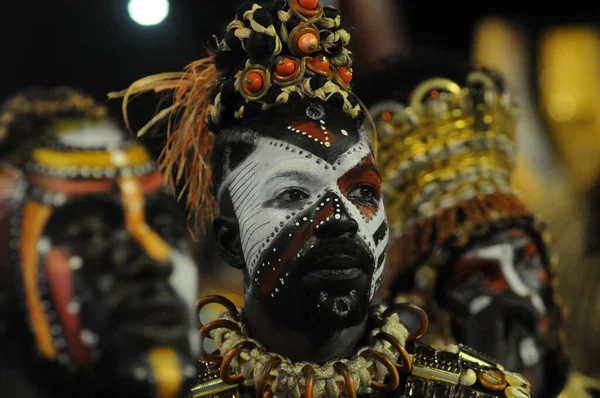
370,70,553,272
0,87,164,367
110,0,362,224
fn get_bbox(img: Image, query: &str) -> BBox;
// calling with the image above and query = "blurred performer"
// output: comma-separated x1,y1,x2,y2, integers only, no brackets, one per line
114,1,531,397
369,68,569,397
534,27,600,398
0,88,199,397
534,180,600,398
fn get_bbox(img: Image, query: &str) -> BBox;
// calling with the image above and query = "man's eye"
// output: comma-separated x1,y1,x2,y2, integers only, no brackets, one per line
348,185,380,205
276,188,309,203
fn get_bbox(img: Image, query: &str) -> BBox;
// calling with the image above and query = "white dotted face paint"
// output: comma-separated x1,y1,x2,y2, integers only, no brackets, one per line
169,249,200,355
225,135,388,299
519,337,540,367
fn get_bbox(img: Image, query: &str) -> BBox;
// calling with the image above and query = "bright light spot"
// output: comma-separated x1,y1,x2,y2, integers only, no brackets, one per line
128,0,170,26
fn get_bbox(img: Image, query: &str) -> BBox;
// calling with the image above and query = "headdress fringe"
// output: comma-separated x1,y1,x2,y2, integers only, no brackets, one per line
109,55,219,227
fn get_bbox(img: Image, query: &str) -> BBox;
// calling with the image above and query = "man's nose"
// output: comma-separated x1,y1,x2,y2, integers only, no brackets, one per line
314,198,358,239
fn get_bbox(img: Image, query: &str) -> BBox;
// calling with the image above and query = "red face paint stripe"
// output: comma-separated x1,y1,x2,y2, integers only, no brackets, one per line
337,154,381,219
30,175,114,194
291,121,337,146
28,171,164,196
455,257,510,292
260,203,335,296
355,203,378,219
45,248,91,366
139,171,165,192
455,257,502,279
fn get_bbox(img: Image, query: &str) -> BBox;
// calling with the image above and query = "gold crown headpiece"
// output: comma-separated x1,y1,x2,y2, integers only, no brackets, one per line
373,71,518,231
370,71,540,270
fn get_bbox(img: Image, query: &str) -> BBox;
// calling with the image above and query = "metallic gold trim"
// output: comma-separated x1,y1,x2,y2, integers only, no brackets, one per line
410,363,460,384
32,145,150,168
191,379,238,398
409,78,462,113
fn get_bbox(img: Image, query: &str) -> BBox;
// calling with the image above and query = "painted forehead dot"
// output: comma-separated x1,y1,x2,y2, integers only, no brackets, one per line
68,256,83,270
67,301,80,314
80,329,98,346
134,368,148,380
184,366,197,378
37,237,51,254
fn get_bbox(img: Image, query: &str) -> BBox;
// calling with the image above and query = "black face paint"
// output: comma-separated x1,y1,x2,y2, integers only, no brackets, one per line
248,190,374,327
240,100,362,164
40,191,195,395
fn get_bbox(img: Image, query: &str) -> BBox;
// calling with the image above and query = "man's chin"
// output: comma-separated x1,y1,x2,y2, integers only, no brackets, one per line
297,287,371,329
315,289,370,322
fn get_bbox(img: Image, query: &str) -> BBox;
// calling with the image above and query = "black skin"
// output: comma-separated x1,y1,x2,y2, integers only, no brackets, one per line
0,190,197,397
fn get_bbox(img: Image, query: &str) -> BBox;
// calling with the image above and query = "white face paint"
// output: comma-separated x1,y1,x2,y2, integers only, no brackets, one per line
216,104,391,334
461,232,547,315
169,249,199,355
447,229,552,373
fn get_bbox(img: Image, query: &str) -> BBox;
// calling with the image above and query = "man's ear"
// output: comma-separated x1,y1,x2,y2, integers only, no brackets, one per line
213,215,245,269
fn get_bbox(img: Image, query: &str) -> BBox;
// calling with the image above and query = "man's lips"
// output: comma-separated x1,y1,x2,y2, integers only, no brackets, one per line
308,268,362,280
304,254,363,281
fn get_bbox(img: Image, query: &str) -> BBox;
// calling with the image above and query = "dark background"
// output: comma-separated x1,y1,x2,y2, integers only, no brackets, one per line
2,0,599,119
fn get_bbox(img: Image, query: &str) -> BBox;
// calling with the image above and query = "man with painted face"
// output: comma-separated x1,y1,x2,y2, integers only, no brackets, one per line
368,63,569,398
114,1,531,397
0,88,199,397
210,99,388,355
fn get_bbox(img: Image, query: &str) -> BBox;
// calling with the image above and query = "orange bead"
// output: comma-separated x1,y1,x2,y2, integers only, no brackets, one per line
276,57,296,76
297,32,319,54
299,0,319,9
311,56,330,74
243,72,264,93
338,67,353,85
